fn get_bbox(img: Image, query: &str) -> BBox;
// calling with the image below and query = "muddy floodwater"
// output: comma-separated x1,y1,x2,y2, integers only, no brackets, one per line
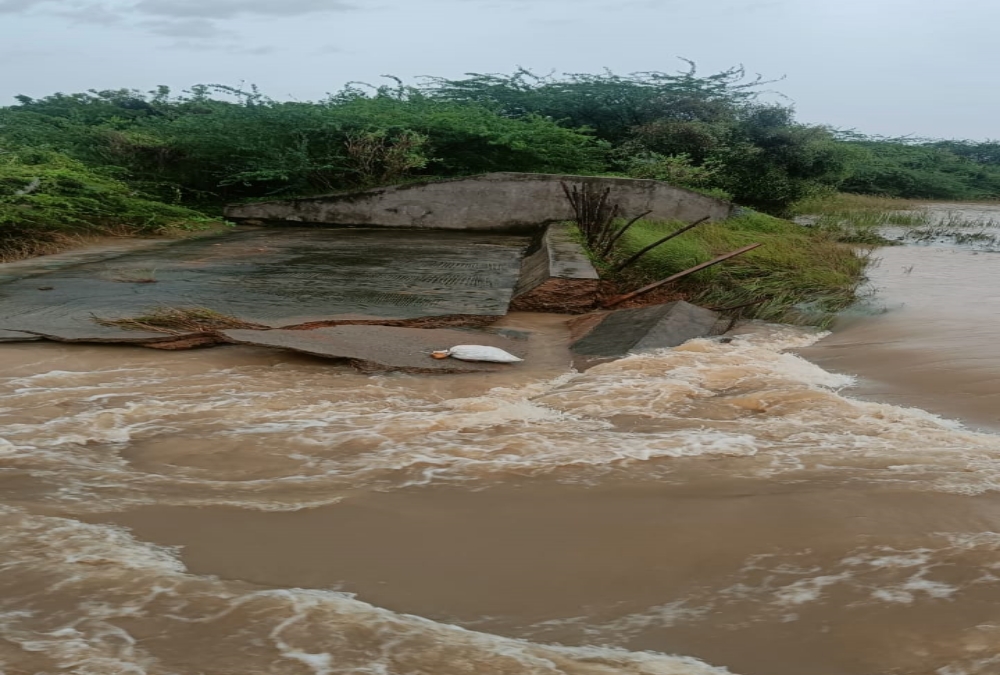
3,205,1000,675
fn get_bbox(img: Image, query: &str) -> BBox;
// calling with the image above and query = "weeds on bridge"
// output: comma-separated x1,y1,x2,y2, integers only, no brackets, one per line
94,306,266,334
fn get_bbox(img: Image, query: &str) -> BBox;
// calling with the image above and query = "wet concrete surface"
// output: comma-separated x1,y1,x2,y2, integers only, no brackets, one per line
0,227,531,342
222,325,527,373
569,300,722,367
0,329,40,342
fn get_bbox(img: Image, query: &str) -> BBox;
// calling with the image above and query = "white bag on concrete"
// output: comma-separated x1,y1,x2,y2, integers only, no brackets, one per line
431,345,523,363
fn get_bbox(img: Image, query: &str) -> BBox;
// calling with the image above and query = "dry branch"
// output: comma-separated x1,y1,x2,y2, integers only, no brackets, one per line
603,243,763,308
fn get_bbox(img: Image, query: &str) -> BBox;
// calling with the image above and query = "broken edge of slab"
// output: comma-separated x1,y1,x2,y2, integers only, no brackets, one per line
569,300,723,369
510,223,600,314
221,325,528,374
0,329,43,343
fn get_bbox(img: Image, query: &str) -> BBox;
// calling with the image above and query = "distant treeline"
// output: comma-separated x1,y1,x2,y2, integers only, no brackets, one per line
2,64,999,255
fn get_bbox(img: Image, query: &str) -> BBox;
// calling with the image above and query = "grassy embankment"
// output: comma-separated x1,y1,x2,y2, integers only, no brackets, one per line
592,192,1000,326
0,149,226,262
587,208,872,327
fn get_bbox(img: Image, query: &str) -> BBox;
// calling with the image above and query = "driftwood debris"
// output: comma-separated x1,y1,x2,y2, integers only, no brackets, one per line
603,243,763,309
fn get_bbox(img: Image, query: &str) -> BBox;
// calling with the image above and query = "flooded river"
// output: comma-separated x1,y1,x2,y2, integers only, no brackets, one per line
2,205,1000,675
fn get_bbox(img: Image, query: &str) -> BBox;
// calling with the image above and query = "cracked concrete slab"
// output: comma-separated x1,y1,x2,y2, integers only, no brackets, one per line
569,300,723,367
0,329,41,342
0,227,531,342
222,325,527,373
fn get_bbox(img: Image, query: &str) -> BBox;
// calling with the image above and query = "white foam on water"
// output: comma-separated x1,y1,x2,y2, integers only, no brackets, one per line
937,653,1000,675
3,322,1000,515
529,533,1000,645
0,505,738,675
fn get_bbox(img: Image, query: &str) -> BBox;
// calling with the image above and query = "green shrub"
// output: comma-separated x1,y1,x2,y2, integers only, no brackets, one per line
0,147,216,260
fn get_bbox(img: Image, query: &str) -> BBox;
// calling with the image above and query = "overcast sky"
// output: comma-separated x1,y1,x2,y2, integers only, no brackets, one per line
1,0,996,140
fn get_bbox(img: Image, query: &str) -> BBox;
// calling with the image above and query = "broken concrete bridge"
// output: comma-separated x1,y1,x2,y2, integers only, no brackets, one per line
0,173,732,371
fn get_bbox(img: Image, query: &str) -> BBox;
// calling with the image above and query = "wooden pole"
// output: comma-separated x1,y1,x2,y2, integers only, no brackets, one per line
611,216,710,273
598,209,652,257
602,243,763,309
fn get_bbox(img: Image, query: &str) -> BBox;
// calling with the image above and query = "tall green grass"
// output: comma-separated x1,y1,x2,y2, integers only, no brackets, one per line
905,211,1000,249
792,192,1000,250
608,210,872,326
789,193,929,245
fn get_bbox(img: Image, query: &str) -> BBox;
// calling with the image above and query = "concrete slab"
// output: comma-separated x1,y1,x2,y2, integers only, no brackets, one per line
0,238,175,286
569,300,722,367
0,228,531,341
0,329,41,342
222,325,527,373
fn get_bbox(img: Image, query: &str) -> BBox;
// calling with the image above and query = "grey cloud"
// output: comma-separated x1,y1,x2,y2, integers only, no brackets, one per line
0,0,358,38
0,0,40,13
132,0,356,19
238,45,278,56
142,17,226,38
133,0,358,41
163,40,277,55
55,3,125,25
723,1,783,11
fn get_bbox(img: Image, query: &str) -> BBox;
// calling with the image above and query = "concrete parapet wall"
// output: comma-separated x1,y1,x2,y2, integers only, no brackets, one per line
225,172,734,231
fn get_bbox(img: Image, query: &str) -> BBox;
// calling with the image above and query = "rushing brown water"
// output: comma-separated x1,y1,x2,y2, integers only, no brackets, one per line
3,206,1000,675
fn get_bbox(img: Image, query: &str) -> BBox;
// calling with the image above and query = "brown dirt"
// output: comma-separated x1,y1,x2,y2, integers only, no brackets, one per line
509,279,601,314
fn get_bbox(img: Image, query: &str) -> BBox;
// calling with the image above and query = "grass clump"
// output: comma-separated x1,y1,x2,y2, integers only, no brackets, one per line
607,210,871,326
792,192,1000,250
94,306,266,334
1,148,223,262
789,192,929,245
905,210,1000,249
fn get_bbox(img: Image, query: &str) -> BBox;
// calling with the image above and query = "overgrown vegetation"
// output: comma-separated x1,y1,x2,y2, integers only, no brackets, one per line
4,63,999,322
579,210,871,326
787,193,928,245
3,66,998,234
0,147,221,260
836,135,1000,200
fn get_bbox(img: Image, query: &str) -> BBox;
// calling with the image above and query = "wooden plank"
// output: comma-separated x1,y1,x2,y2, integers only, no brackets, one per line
603,243,763,309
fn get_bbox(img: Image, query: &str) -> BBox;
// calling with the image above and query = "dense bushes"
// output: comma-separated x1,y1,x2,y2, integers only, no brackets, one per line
1,85,608,203
836,137,1000,200
0,147,211,260
1,65,998,260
